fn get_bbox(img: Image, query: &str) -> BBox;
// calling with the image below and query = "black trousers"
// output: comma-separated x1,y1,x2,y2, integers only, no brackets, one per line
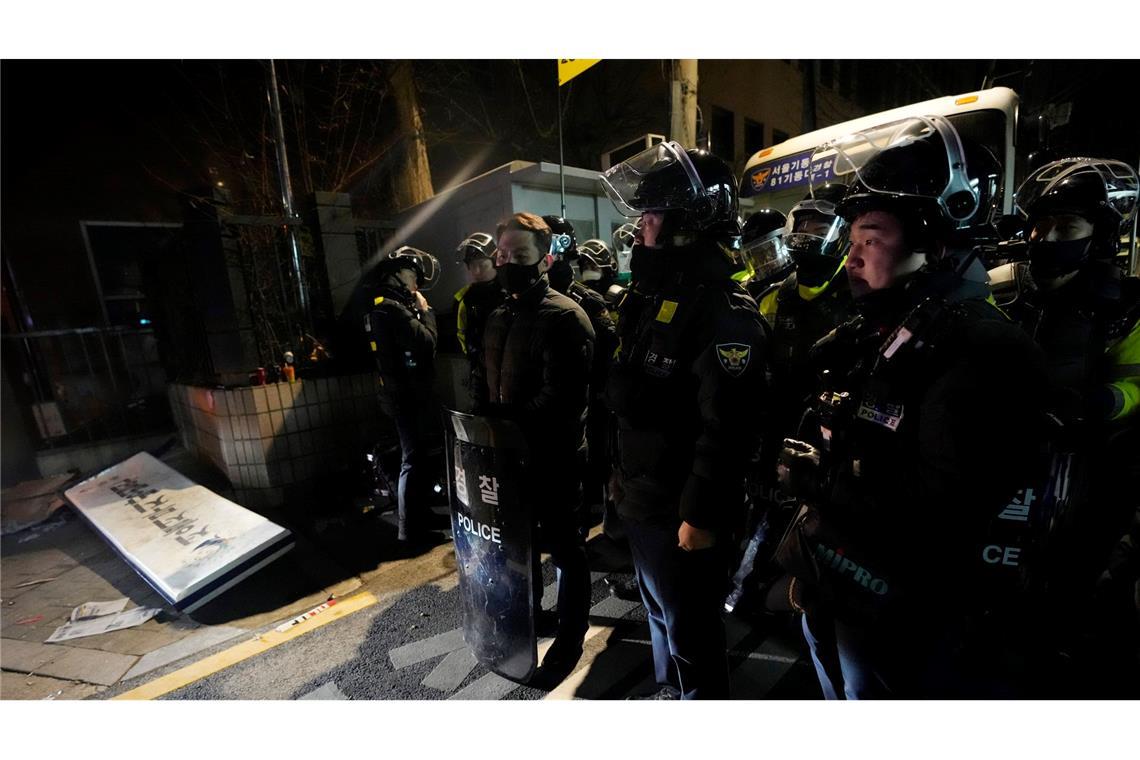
392,400,438,540
625,515,731,699
528,476,591,644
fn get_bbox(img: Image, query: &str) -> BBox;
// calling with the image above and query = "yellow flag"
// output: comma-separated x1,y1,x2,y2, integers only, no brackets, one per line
558,59,601,86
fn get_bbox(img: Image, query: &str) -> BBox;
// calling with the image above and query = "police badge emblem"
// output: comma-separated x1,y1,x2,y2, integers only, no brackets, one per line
716,343,752,376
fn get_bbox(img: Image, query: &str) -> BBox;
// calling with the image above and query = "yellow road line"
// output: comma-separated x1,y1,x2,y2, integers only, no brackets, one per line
114,591,379,700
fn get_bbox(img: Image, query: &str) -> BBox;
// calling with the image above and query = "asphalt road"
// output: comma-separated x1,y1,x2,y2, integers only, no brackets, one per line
99,535,821,701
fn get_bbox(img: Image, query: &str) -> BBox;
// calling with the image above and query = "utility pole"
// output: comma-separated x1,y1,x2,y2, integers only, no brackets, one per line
266,60,311,333
670,60,699,148
390,61,435,210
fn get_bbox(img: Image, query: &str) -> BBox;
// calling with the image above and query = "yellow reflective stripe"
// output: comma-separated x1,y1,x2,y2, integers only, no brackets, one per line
373,296,385,305
796,256,847,302
1107,381,1139,421
759,289,779,321
456,298,469,354
985,293,1011,320
370,341,377,352
656,300,679,323
1105,320,1138,420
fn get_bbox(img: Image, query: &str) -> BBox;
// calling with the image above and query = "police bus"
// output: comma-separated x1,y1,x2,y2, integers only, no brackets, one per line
740,86,1021,218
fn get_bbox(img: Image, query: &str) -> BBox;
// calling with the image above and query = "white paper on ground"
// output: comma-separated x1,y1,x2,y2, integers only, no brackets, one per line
46,606,162,643
69,598,129,622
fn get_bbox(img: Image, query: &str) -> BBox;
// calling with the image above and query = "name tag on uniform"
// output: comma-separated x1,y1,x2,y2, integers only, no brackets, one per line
655,300,679,324
856,397,904,431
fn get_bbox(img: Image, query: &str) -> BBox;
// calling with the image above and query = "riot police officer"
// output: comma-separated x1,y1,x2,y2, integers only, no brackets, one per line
726,189,857,618
600,142,770,699
578,238,619,297
740,208,792,300
1009,158,1139,425
483,212,595,677
452,232,504,407
776,116,1047,698
1004,158,1140,690
542,216,620,519
365,247,442,544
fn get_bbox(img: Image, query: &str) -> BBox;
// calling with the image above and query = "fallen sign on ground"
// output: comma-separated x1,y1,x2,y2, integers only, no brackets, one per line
64,452,294,613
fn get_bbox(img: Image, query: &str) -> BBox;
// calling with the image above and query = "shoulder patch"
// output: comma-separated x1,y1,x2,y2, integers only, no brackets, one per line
716,343,752,376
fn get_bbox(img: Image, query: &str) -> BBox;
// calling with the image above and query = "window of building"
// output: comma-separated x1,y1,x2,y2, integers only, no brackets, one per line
772,128,790,146
744,119,765,157
710,105,735,162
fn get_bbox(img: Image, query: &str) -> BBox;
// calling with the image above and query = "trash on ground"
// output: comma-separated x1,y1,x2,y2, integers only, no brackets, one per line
16,615,45,625
70,598,129,622
16,515,69,544
46,604,161,643
14,578,60,588
1,474,76,535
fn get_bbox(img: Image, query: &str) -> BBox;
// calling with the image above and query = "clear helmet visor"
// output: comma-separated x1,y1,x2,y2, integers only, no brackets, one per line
1014,157,1139,223
391,246,440,291
600,140,705,217
743,234,792,280
455,232,493,264
783,201,842,254
812,115,979,224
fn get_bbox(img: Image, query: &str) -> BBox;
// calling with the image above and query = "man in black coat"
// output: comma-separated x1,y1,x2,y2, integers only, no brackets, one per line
483,212,595,677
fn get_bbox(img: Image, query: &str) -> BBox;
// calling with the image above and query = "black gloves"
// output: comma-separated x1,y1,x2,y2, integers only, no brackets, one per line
777,438,823,500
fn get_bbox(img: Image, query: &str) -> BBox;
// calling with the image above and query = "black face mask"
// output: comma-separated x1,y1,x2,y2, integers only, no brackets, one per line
1028,237,1091,284
795,254,842,288
502,262,544,295
547,260,575,294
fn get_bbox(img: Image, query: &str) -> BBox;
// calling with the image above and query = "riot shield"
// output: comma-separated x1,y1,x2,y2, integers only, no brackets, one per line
444,409,536,683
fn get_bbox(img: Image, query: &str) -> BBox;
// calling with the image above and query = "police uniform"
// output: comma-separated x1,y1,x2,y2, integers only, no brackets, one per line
606,242,770,699
1003,261,1140,632
454,278,505,407
791,278,1048,698
365,282,439,542
556,279,619,513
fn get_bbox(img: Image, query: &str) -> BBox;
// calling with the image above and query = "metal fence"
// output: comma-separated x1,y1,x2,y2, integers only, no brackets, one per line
2,326,172,450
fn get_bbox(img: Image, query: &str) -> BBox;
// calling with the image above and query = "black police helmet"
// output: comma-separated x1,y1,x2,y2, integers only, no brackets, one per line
808,182,850,207
378,246,439,290
601,141,738,238
456,232,495,265
743,208,787,245
542,215,578,259
578,239,616,274
1016,158,1139,255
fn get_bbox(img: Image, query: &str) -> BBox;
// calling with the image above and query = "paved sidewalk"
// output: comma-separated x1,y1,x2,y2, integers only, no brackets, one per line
1,448,363,700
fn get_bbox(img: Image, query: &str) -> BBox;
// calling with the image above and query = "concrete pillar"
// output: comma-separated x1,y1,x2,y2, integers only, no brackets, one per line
180,188,260,386
306,191,359,316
